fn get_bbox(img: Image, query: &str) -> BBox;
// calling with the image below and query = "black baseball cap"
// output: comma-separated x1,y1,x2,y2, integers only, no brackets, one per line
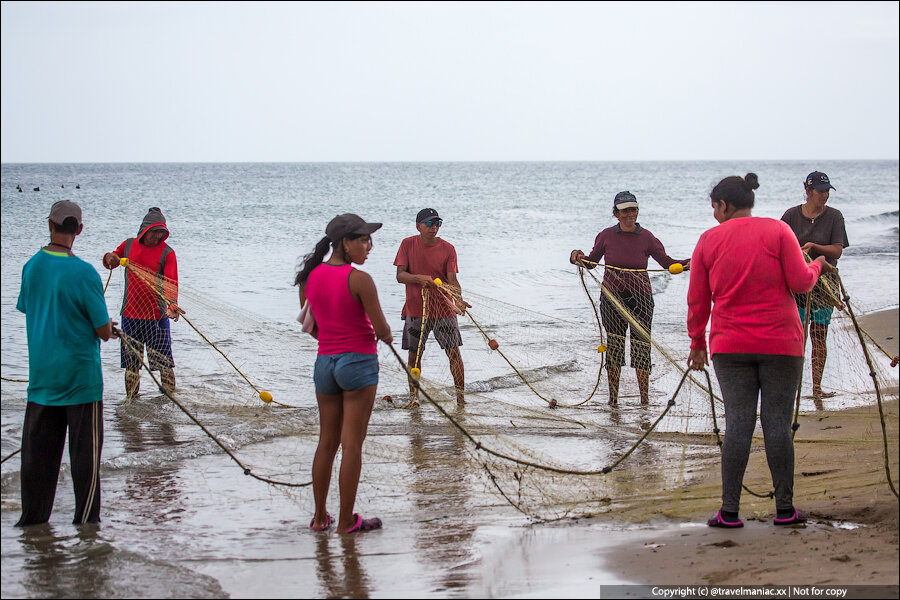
416,208,441,223
325,213,382,242
613,191,638,210
805,172,835,191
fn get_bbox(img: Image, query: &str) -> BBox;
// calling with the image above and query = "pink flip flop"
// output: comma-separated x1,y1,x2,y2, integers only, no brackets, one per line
774,508,808,526
339,513,382,534
707,509,743,528
309,512,334,532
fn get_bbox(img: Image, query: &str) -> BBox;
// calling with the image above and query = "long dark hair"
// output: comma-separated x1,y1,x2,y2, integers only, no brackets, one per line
710,173,759,210
294,233,366,287
295,236,332,287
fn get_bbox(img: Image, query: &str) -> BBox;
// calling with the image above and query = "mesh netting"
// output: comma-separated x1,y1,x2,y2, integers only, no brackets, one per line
88,254,898,520
6,255,896,521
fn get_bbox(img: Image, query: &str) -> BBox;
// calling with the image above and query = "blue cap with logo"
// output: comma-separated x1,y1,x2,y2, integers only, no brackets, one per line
613,191,638,210
805,171,835,191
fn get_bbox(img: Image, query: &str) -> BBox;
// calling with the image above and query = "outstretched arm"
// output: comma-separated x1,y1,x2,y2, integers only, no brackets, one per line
801,242,844,261
650,236,690,271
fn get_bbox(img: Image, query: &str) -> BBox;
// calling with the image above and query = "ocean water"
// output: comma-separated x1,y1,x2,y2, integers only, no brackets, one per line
1,161,898,597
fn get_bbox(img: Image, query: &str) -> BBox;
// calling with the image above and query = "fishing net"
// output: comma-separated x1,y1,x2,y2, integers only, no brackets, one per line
4,254,897,521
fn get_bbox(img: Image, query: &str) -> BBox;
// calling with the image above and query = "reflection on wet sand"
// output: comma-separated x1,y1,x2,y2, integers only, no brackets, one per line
408,405,478,592
113,398,184,523
19,523,108,599
14,519,228,599
313,533,373,598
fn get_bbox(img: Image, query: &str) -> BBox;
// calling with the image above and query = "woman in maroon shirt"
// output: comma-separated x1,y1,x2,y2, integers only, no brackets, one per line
570,191,690,405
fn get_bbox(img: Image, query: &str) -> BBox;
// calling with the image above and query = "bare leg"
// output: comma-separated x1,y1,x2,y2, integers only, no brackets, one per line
446,347,465,404
160,368,176,393
311,392,342,530
636,368,650,405
407,350,421,406
337,384,377,533
125,368,141,398
607,367,621,405
810,323,832,400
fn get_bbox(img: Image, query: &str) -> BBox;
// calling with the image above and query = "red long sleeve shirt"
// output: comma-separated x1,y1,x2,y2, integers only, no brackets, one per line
687,217,822,357
112,226,178,320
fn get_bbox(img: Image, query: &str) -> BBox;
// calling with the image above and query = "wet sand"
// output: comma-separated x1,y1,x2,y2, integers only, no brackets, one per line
603,308,899,588
857,307,900,357
603,400,899,587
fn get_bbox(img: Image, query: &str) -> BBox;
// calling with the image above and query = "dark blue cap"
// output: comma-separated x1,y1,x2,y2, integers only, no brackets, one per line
416,208,440,223
805,172,835,191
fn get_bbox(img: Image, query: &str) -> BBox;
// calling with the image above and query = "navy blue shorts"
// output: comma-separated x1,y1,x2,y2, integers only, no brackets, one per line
313,352,379,395
120,317,174,371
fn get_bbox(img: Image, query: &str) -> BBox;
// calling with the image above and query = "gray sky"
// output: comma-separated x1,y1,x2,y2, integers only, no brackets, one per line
2,1,898,162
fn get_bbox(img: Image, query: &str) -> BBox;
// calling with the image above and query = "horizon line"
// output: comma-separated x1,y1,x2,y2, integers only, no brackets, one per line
3,158,899,166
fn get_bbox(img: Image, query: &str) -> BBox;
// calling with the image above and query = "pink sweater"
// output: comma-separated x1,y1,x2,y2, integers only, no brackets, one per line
687,217,823,357
305,264,377,356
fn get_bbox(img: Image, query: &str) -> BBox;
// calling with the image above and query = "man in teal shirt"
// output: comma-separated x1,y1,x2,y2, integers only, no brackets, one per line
16,201,116,526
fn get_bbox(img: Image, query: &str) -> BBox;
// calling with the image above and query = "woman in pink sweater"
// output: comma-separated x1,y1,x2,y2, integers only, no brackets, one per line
687,174,832,528
295,214,393,534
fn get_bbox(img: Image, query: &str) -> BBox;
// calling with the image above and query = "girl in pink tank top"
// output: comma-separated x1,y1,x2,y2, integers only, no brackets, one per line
294,214,393,535
305,263,377,355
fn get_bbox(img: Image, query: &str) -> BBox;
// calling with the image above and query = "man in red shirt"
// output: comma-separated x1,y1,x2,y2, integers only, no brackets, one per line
394,209,469,404
102,207,179,397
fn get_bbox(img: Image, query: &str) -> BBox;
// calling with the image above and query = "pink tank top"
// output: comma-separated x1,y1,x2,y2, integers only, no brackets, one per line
305,263,377,355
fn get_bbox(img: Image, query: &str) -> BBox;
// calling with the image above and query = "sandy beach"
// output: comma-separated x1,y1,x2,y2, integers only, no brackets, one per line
604,401,899,587
858,309,900,358
602,309,899,591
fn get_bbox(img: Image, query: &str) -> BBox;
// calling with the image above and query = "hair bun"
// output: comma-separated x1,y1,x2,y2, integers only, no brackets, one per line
743,173,760,191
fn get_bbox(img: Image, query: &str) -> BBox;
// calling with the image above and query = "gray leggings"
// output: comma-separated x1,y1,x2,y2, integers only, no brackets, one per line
712,353,804,513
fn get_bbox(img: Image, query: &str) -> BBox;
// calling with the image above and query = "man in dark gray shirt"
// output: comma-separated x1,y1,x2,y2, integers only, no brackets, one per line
781,171,849,406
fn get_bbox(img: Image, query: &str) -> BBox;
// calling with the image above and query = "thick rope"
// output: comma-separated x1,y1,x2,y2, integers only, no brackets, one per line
463,306,603,408
835,276,899,499
118,329,312,488
1,448,21,465
580,265,724,404
427,281,605,408
792,289,814,433
118,261,295,408
386,342,695,477
580,258,670,273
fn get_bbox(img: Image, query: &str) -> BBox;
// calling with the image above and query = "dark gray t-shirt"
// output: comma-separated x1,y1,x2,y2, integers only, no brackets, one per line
780,205,849,267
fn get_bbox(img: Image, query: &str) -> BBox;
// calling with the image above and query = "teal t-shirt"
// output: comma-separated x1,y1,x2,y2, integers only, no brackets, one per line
16,249,111,406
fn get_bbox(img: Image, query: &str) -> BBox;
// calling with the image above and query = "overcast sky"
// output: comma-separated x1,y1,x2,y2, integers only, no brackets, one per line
2,1,898,162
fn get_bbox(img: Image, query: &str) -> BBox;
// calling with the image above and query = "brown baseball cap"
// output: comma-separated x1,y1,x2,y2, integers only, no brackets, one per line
48,200,82,226
325,213,382,242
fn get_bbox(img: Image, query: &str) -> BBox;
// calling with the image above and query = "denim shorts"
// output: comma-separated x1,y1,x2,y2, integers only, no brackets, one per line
313,352,379,395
